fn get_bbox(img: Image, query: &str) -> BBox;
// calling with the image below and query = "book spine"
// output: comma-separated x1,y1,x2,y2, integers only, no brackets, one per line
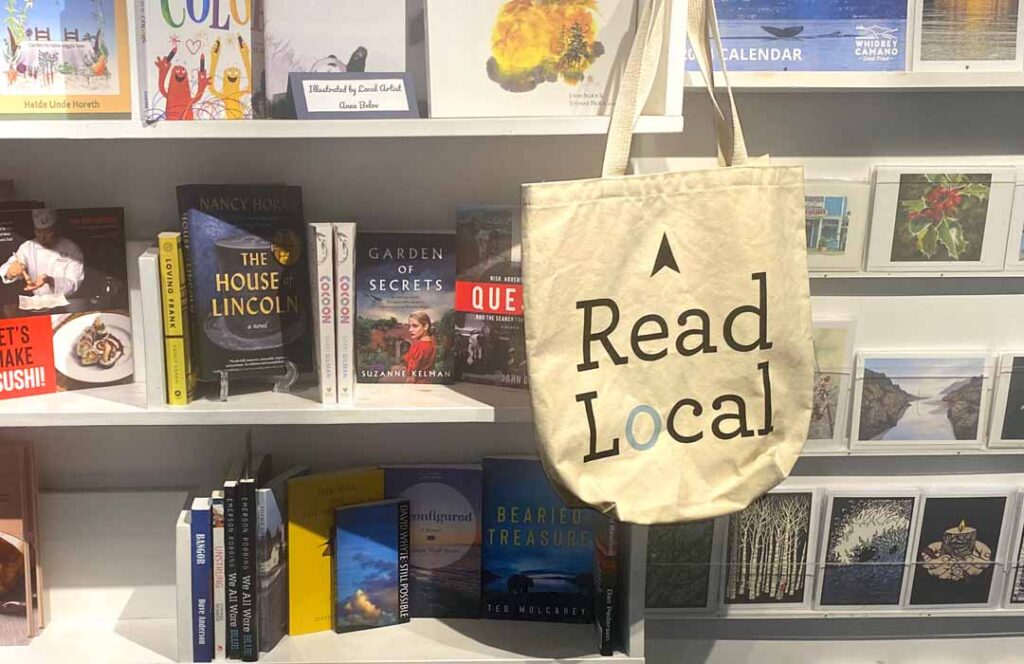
211,497,227,661
135,0,149,118
307,224,336,404
239,480,259,661
256,489,269,651
138,248,167,408
594,520,619,657
178,197,202,382
397,500,411,625
333,223,355,405
175,511,193,662
224,484,241,659
191,504,214,663
158,233,193,405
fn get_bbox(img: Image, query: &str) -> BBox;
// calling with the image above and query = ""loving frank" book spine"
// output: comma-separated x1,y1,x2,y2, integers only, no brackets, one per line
158,232,194,405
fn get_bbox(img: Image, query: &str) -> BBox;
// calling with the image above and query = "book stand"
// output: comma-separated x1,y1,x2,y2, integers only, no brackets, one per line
216,361,300,402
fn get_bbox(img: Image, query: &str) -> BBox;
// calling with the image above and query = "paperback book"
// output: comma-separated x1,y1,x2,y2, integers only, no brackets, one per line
356,232,455,384
0,207,132,400
136,0,254,120
333,223,355,404
384,465,482,618
158,232,196,405
191,497,213,663
482,457,595,623
454,207,527,388
1,0,132,118
593,520,619,656
175,499,193,660
331,499,411,633
177,185,312,382
307,223,336,404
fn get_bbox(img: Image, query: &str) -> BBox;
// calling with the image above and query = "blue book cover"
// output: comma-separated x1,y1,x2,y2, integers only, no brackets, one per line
384,465,482,618
355,232,455,384
332,499,411,633
482,458,596,623
688,0,908,72
191,497,214,662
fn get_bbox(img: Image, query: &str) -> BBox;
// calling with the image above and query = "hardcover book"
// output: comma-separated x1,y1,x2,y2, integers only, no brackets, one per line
177,185,312,382
175,501,193,661
593,519,619,656
454,207,527,388
307,223,336,404
0,207,132,400
383,465,482,618
355,232,455,384
137,246,167,407
482,457,595,623
1,0,132,118
262,0,407,118
333,223,355,404
136,0,253,120
191,497,214,663
331,499,411,633
238,477,257,661
0,442,39,646
287,468,384,635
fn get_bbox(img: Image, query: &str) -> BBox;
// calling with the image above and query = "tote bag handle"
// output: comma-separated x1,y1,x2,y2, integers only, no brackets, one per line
602,0,750,177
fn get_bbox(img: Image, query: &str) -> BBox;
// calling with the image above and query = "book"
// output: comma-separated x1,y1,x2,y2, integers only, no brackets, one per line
237,453,270,662
454,206,527,388
211,491,227,660
332,223,355,405
355,232,455,384
287,468,384,635
331,498,411,633
256,465,309,654
0,442,38,646
482,457,595,623
176,185,312,382
175,500,193,661
223,462,243,659
158,232,195,405
593,519,619,656
383,465,482,618
0,207,132,400
138,246,167,407
262,0,407,118
136,0,254,121
0,0,132,118
191,497,214,663
307,223,336,404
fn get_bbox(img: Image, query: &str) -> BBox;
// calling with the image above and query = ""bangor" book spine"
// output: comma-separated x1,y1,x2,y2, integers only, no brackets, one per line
224,479,241,659
333,223,356,405
191,497,213,663
158,232,193,405
307,224,336,404
238,478,259,661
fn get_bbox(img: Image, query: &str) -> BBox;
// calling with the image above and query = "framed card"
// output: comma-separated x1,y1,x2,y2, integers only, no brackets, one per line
815,492,919,610
645,517,726,613
1002,492,1024,608
806,320,856,453
850,352,993,452
907,492,1013,609
866,167,1016,272
805,180,871,272
988,353,1024,448
912,0,1024,72
720,490,821,613
1002,171,1024,270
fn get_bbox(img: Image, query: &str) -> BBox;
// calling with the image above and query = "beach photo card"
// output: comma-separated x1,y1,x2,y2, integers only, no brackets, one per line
907,493,1012,608
867,167,1016,272
646,518,725,613
805,180,872,272
816,492,919,609
987,353,1024,448
807,320,857,453
850,352,993,451
913,0,1024,71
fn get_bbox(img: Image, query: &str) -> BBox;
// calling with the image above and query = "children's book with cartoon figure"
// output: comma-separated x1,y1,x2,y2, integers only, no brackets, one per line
1,0,132,118
136,0,253,121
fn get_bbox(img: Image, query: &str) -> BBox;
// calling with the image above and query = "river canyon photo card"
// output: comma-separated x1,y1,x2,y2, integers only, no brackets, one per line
907,494,1011,608
912,0,1024,71
850,353,993,451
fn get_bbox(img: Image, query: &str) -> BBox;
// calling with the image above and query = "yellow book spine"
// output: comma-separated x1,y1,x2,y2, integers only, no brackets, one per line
287,469,384,635
158,233,195,404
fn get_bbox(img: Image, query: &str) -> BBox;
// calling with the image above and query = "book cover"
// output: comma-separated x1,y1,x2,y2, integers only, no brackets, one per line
0,207,132,400
307,223,336,404
383,465,482,618
287,468,384,635
332,223,355,405
158,232,195,405
138,246,167,407
256,465,308,654
454,206,527,388
191,497,214,663
177,185,312,382
211,492,226,660
0,443,35,646
0,0,132,118
174,501,193,661
593,519,619,656
482,457,595,623
262,0,406,118
331,499,411,633
355,232,455,384
136,0,253,121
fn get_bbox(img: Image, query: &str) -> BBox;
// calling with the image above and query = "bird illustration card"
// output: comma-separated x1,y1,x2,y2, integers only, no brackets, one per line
0,0,132,117
262,0,407,119
136,0,253,121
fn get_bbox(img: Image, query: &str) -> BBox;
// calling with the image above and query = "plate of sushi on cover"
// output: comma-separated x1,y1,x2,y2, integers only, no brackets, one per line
53,312,133,384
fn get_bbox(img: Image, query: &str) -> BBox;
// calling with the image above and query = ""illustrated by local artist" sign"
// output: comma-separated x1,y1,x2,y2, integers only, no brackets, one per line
289,72,419,120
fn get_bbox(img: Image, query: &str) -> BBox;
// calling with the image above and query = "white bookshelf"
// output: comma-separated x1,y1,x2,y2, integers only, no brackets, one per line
683,70,1024,90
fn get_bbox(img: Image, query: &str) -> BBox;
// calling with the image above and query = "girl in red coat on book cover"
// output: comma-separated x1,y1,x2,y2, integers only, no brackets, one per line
403,311,437,384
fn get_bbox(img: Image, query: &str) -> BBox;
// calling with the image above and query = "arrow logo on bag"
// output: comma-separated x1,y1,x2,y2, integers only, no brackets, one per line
651,233,680,276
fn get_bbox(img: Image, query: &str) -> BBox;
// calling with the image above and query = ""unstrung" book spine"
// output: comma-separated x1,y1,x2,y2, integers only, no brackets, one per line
211,492,227,660
307,223,337,404
238,478,259,661
158,232,193,405
333,223,356,405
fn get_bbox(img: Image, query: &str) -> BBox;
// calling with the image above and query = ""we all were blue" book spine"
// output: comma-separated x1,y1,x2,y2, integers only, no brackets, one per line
191,497,214,662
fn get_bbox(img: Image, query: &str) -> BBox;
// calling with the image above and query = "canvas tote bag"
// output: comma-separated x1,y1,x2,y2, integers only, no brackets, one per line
521,0,814,524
